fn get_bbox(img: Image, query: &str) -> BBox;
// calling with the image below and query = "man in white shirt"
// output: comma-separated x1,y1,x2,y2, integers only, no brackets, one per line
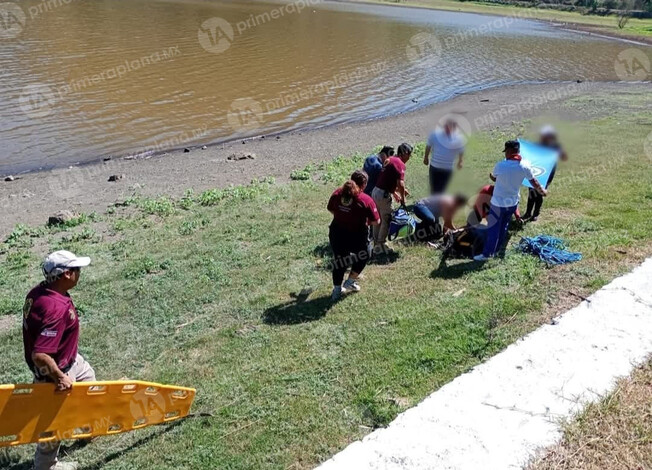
423,119,466,194
474,140,547,261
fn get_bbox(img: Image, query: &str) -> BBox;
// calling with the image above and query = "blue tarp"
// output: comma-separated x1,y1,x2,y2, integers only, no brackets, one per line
518,139,559,189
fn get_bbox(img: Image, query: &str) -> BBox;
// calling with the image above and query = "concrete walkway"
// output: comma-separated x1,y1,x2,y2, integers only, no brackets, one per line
318,258,652,470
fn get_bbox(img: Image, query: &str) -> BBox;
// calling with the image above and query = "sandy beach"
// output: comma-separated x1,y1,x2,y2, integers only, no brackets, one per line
1,81,649,237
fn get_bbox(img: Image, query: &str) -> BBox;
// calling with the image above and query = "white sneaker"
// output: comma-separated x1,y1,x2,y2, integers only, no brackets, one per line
473,254,489,262
343,278,361,292
51,462,79,470
331,286,343,301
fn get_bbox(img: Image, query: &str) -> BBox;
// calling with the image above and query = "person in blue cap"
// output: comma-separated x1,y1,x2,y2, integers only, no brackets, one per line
362,146,394,197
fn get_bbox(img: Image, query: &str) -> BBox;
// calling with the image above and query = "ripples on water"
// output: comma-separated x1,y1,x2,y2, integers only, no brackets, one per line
0,0,632,173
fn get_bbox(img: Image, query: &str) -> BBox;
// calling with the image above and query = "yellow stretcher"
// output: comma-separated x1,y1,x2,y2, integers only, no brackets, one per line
0,381,196,447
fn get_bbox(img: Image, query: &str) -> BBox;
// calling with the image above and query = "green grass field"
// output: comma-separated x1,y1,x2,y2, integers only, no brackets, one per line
357,0,652,39
1,90,651,469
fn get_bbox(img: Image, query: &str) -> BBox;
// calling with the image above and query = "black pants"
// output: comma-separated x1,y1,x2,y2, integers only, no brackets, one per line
329,225,370,286
526,165,556,218
429,166,452,195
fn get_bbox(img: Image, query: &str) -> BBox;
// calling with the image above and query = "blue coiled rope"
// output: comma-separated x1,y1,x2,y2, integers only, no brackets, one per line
518,235,582,266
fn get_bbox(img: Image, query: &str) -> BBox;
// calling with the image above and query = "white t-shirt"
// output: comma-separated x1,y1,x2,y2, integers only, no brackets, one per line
427,128,466,170
490,159,535,207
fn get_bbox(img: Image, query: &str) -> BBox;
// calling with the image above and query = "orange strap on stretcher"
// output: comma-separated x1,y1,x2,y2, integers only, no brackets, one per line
0,381,196,447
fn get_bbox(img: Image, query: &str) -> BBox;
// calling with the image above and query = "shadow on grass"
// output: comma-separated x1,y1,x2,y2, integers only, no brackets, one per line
4,422,183,470
312,242,333,272
80,421,184,470
263,289,332,325
368,250,400,266
5,461,30,470
313,241,400,267
431,256,484,279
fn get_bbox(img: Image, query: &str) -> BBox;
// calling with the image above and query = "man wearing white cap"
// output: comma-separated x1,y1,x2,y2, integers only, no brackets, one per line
523,125,568,222
23,250,94,470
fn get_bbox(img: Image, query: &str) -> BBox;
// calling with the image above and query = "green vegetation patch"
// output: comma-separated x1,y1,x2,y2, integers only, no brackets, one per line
0,92,650,469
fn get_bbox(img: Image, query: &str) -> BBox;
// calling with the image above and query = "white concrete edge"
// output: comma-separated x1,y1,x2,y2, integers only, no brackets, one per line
318,257,652,470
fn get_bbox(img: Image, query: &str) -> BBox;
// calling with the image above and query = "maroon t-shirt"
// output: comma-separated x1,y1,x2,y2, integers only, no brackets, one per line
328,188,380,232
23,284,80,377
376,157,406,193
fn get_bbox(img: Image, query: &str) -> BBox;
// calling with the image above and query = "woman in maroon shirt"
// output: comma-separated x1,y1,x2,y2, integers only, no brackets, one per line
327,170,380,301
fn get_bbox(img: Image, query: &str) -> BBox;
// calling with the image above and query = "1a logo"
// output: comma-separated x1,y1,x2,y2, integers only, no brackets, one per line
614,48,650,81
227,98,263,131
129,388,167,423
198,17,234,54
406,32,442,67
19,84,57,118
0,2,26,39
46,168,85,200
435,113,472,150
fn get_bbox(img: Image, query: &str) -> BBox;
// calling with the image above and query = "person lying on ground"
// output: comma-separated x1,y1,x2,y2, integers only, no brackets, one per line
424,119,466,194
23,250,95,470
362,146,394,196
327,170,380,301
523,125,568,222
466,184,522,226
371,144,411,253
414,193,468,241
474,140,547,262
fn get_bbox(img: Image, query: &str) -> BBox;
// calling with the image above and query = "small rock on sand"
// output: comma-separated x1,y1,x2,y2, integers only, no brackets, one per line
108,174,125,182
184,148,191,153
227,153,256,162
48,210,76,226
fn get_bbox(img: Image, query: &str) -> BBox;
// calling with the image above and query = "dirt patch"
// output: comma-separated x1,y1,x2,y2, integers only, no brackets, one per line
0,315,16,334
529,357,652,470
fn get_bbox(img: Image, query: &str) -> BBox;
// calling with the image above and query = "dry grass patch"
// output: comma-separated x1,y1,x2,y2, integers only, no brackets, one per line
530,358,652,470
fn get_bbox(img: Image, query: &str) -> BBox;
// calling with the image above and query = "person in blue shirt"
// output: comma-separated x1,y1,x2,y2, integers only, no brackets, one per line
363,146,394,196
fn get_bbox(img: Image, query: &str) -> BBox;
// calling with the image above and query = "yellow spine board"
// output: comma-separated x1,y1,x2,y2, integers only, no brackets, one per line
0,381,196,447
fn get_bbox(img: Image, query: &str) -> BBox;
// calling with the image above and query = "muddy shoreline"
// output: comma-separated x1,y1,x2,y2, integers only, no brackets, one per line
335,0,652,45
1,81,648,237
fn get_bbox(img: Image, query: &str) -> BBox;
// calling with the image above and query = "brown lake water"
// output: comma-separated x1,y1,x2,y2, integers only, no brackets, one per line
0,0,638,173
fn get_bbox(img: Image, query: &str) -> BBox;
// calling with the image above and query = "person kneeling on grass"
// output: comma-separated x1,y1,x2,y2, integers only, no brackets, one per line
327,170,380,301
23,250,96,470
413,193,468,242
474,140,547,262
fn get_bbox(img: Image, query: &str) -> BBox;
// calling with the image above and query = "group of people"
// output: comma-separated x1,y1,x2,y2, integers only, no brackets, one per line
17,121,565,470
327,120,565,299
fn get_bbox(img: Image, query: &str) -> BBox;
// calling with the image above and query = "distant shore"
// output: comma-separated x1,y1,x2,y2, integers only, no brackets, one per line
2,81,650,237
336,0,652,44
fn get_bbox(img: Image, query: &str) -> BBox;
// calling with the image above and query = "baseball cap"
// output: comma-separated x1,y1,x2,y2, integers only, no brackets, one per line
42,250,91,280
503,140,520,152
380,146,395,156
539,125,557,137
397,143,413,156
